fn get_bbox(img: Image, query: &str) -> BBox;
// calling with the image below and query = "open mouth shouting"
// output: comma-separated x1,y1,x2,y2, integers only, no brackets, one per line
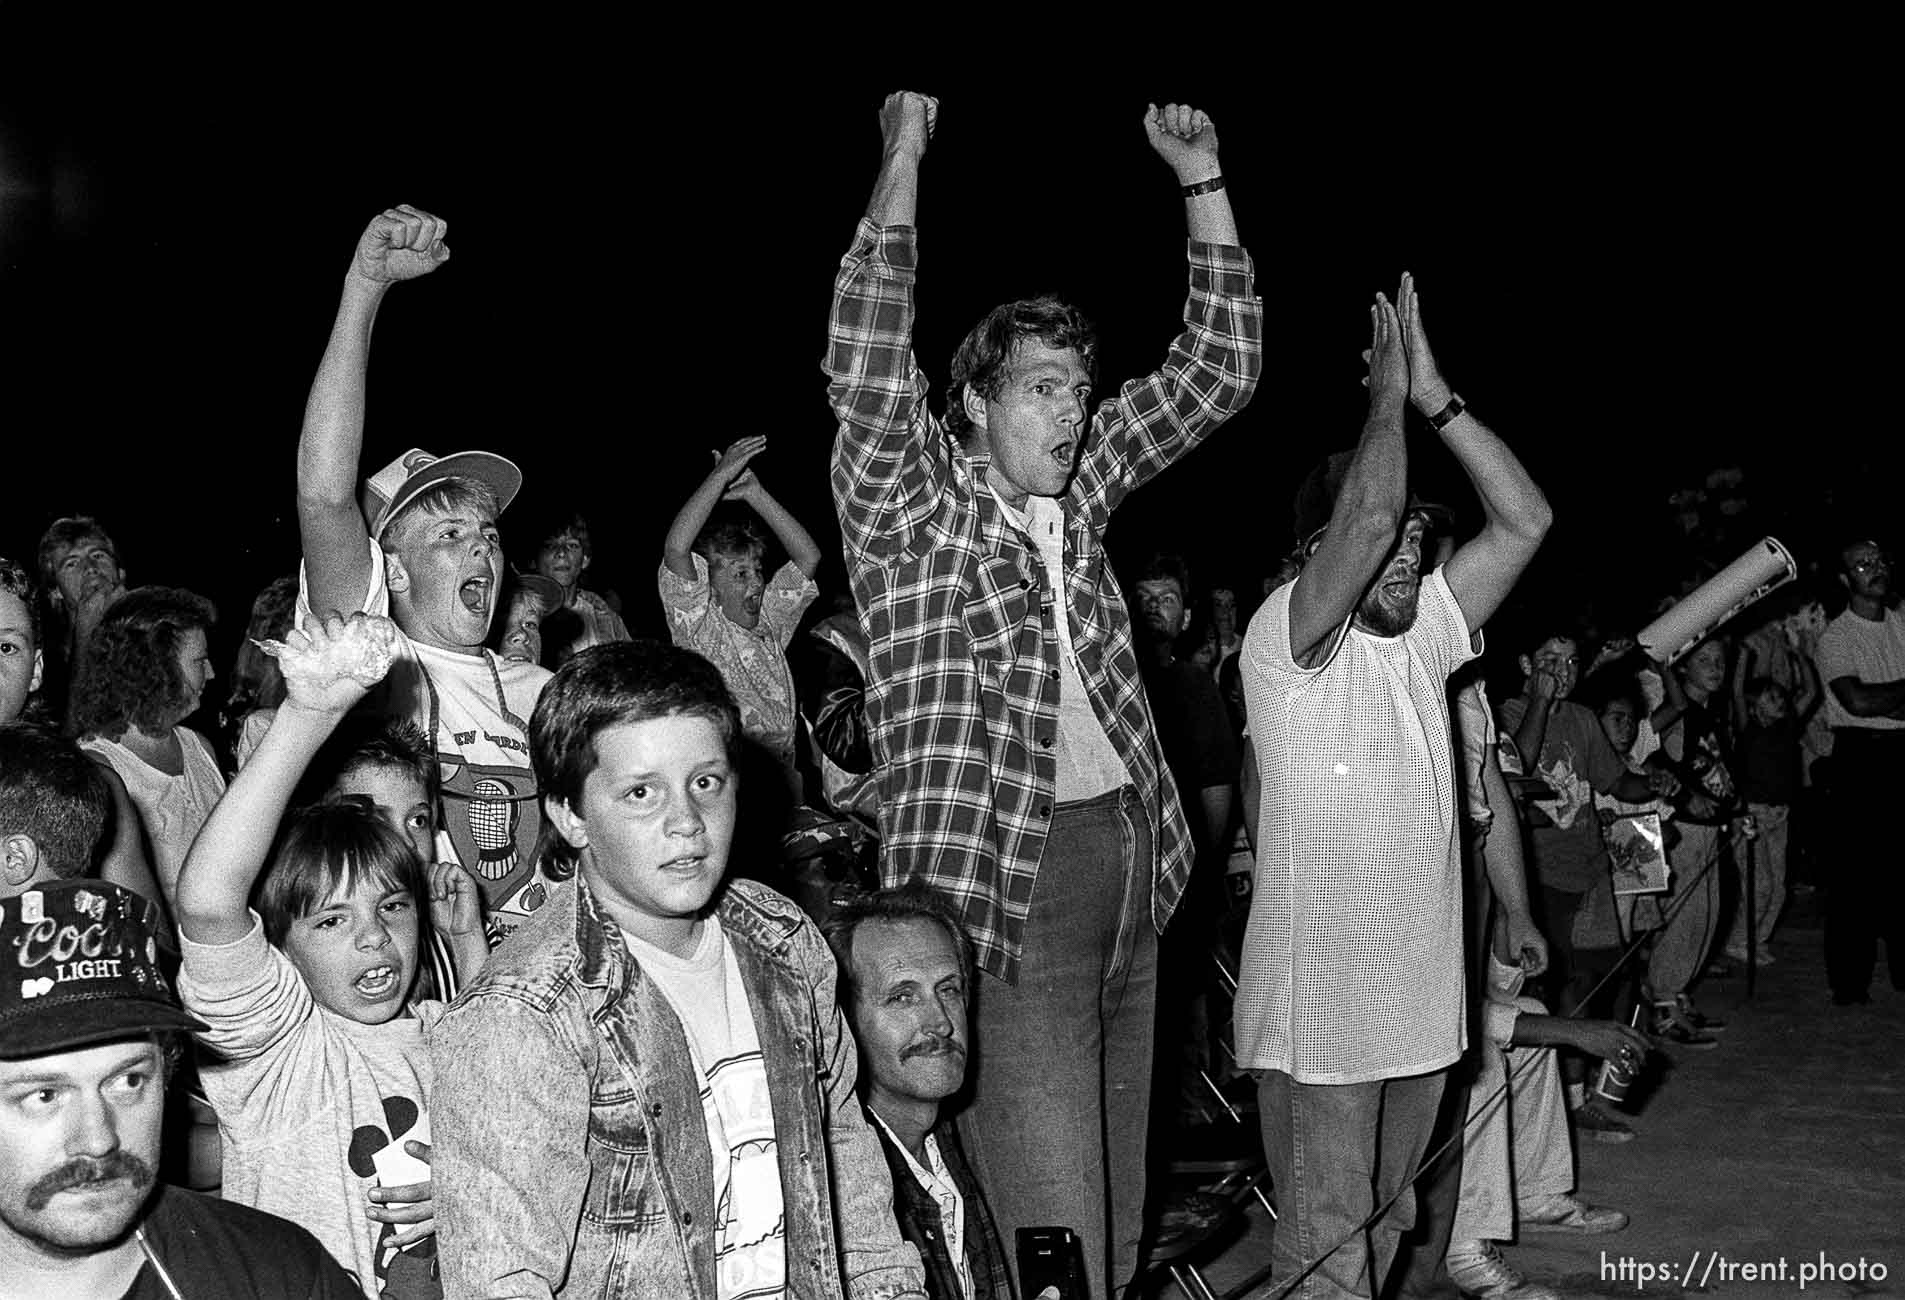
458,574,493,615
353,963,402,1001
1050,439,1077,472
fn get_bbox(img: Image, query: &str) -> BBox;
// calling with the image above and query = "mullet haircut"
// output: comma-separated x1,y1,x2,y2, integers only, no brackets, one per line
823,879,975,1007
944,296,1099,440
254,800,425,948
382,477,503,553
530,640,741,881
0,724,109,878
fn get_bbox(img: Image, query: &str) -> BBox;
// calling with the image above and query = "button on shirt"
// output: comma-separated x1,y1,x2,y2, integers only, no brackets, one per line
1235,571,1476,1083
871,1112,973,1300
825,218,1264,982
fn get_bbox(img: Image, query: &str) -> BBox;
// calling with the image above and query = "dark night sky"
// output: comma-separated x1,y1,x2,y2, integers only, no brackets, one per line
1,50,1881,667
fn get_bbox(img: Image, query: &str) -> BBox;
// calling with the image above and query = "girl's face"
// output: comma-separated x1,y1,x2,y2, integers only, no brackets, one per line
280,876,422,1026
1680,639,1728,696
1599,700,1640,757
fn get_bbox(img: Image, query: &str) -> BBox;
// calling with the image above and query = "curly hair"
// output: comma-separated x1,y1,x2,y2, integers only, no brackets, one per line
67,587,217,742
0,557,41,650
944,296,1099,441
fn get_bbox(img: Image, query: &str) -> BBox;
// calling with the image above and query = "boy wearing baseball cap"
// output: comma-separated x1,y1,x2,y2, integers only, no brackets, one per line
293,204,555,943
0,880,359,1298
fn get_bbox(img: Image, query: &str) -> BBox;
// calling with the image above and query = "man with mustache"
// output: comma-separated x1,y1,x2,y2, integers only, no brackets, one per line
827,886,1054,1300
0,879,358,1298
826,90,1262,1300
1234,277,1551,1299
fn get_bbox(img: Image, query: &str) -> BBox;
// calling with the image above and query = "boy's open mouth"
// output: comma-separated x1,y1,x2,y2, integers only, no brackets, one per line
354,964,399,998
459,576,491,612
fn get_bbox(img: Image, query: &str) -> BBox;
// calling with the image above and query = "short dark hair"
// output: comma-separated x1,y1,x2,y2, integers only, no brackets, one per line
67,587,217,742
824,880,974,1007
0,558,42,652
0,723,109,878
253,800,426,948
224,575,300,719
944,296,1099,440
530,640,741,880
1745,675,1790,703
1134,553,1193,602
537,512,594,558
35,517,119,591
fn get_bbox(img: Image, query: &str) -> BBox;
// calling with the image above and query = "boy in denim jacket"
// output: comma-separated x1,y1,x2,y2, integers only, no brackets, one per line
429,641,925,1299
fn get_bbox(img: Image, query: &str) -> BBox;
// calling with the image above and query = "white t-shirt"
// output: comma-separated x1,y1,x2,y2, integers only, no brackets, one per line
1234,570,1476,1084
625,920,786,1300
80,726,226,903
178,914,441,1298
1817,607,1905,732
299,544,557,943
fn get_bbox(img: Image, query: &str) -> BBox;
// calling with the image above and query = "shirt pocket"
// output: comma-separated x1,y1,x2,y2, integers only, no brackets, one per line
963,553,1037,679
581,1078,664,1229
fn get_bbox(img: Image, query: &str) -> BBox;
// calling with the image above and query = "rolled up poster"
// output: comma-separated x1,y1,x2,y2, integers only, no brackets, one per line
1638,536,1797,664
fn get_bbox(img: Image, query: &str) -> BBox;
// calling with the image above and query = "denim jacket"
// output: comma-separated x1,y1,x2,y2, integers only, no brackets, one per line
429,874,927,1300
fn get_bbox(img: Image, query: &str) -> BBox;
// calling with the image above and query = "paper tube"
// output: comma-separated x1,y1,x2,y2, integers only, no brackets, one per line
1638,537,1797,664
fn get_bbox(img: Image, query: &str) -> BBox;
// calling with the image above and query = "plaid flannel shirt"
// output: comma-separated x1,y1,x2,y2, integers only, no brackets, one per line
825,218,1263,982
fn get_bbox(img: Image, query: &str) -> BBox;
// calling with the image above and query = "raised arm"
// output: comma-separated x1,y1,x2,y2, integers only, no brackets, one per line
1143,102,1238,246
297,207,451,619
826,92,948,564
91,761,173,947
732,468,823,579
1405,275,1552,633
662,438,767,580
174,614,398,946
1286,297,1410,664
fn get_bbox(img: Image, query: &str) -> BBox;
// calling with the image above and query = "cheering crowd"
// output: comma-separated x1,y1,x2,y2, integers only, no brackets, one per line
3,90,1897,1300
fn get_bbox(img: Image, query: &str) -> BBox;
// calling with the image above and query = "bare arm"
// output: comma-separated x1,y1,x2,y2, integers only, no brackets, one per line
1286,297,1409,664
1478,733,1547,977
91,761,173,947
1402,275,1552,633
297,207,451,619
1510,678,1558,774
1828,674,1905,719
732,472,823,579
1239,735,1259,855
1198,785,1234,863
865,92,935,227
662,438,766,580
1792,643,1822,718
1143,103,1238,246
175,615,396,946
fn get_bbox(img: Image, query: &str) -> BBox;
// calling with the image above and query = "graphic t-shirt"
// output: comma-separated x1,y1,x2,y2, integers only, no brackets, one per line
178,914,442,1298
625,921,786,1300
299,543,557,943
1497,697,1625,893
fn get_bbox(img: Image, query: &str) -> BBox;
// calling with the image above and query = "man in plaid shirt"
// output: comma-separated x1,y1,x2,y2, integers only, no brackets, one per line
825,90,1262,1300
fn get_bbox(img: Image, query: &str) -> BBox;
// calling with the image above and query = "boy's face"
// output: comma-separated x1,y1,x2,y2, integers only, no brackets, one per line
499,591,547,666
1134,578,1187,641
1679,639,1728,696
708,551,765,631
332,764,435,866
280,878,422,1026
0,1038,164,1254
1520,636,1581,701
550,713,736,951
535,532,588,590
386,505,504,653
0,587,43,725
1598,699,1640,756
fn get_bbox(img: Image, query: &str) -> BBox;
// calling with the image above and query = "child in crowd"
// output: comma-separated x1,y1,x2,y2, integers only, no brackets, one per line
528,513,630,660
174,611,488,1299
0,723,109,895
492,571,564,668
660,435,821,811
428,640,924,1299
1724,666,1819,966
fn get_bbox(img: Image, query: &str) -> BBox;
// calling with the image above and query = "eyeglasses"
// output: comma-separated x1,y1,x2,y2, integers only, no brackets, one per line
1849,557,1889,574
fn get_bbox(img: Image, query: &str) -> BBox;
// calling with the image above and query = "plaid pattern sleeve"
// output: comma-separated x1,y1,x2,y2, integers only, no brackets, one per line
826,220,1263,982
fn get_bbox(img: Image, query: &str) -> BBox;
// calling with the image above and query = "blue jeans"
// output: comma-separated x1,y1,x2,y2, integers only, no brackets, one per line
1256,1067,1448,1300
960,785,1158,1300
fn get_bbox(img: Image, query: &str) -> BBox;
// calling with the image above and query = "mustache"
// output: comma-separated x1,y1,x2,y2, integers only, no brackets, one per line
901,1038,967,1062
26,1152,155,1210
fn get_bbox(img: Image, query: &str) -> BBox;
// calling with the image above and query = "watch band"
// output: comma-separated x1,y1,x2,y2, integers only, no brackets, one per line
1428,394,1467,430
1180,175,1226,198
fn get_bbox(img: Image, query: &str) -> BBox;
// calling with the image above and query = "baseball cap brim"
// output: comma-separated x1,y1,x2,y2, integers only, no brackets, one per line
511,572,565,607
366,450,523,541
0,996,206,1060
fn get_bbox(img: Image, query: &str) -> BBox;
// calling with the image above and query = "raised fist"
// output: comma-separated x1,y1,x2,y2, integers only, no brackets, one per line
1144,102,1220,180
879,91,938,160
258,611,400,715
351,204,451,285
